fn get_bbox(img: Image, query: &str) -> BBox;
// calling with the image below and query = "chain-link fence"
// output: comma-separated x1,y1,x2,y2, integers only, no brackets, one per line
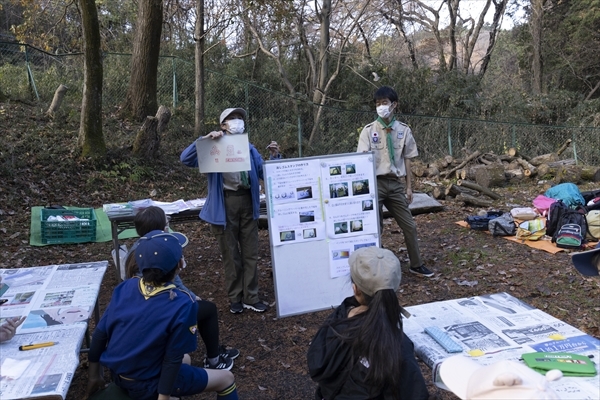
2,42,599,166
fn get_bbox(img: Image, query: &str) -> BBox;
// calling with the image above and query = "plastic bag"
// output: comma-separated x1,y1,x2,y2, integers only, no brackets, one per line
516,218,546,241
489,213,517,237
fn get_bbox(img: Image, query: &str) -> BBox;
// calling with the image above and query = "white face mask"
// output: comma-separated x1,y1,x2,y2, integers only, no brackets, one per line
227,119,245,134
376,104,393,119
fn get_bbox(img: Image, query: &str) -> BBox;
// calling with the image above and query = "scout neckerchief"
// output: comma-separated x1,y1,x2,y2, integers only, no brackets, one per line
377,116,396,164
138,277,176,300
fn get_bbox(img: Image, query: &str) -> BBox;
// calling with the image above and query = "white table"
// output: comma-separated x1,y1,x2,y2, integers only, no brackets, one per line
0,261,107,400
403,293,600,399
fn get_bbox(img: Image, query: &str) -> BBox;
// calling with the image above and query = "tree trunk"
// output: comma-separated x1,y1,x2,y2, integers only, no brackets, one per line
194,0,205,137
78,0,105,157
122,0,163,122
46,84,68,117
531,0,546,94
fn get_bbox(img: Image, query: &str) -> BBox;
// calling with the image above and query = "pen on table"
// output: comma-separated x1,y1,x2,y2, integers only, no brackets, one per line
19,341,58,351
0,298,8,305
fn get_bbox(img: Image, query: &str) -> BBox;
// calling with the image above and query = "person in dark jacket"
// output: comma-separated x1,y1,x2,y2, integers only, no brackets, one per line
307,246,429,399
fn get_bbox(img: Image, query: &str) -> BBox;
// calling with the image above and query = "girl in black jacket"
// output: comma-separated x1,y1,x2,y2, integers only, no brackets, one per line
307,246,429,399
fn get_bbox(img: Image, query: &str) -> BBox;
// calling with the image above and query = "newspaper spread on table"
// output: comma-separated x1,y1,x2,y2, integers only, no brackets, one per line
0,261,107,400
403,292,600,399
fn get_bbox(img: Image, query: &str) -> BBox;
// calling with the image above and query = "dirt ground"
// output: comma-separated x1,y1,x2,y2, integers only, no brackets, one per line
1,102,599,399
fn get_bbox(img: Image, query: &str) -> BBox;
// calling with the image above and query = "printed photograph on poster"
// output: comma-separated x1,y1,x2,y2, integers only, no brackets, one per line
296,186,313,200
329,182,349,198
362,199,374,211
303,228,317,239
271,200,326,246
351,179,370,195
326,197,378,239
321,157,374,200
280,231,295,242
329,236,379,278
265,160,322,205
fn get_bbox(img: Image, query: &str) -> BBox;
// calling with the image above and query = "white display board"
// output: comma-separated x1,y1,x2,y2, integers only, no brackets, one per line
264,153,380,317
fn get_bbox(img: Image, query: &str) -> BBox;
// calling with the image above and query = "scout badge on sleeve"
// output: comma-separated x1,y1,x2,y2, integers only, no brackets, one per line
371,131,379,143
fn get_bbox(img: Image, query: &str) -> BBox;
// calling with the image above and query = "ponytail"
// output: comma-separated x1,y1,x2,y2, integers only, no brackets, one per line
333,289,404,397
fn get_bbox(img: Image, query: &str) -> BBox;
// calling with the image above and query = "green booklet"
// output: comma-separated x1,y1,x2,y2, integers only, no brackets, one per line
522,352,597,377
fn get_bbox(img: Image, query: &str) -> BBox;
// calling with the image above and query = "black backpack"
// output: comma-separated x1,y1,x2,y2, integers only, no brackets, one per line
546,200,569,237
550,209,588,243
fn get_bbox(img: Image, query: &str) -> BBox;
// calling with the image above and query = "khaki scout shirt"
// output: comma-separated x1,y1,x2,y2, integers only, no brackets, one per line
356,119,418,177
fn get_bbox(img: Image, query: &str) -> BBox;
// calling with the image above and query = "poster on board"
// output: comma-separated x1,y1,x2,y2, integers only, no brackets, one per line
264,152,380,317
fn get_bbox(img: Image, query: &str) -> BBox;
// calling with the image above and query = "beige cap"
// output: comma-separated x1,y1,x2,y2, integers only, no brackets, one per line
219,108,247,124
349,246,401,296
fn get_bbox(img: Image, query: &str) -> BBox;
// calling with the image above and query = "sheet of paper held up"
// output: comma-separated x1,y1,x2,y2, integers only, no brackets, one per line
195,133,251,173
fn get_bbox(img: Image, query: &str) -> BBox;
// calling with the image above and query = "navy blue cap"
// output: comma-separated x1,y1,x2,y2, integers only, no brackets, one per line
135,230,186,274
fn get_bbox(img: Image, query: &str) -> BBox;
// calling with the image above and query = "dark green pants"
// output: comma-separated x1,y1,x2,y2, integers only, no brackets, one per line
211,191,259,304
377,176,423,269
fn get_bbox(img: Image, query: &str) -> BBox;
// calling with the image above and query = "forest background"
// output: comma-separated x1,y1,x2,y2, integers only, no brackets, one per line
0,0,599,167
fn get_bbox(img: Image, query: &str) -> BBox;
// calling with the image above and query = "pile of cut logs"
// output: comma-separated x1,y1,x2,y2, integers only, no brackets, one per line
413,139,600,206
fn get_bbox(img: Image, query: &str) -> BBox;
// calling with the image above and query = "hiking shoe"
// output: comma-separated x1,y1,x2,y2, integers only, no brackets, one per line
219,345,240,360
229,302,243,314
203,354,233,371
243,301,268,313
409,265,434,278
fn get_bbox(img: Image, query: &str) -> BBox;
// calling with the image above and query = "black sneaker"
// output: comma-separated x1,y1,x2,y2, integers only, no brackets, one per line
243,301,268,313
219,345,240,360
229,302,243,314
409,265,434,278
203,354,233,371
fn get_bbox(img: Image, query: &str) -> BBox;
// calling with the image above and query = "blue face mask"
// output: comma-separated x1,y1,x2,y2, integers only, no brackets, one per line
227,119,245,134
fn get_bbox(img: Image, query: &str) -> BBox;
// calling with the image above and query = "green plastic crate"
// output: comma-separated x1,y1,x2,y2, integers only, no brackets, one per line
40,208,97,244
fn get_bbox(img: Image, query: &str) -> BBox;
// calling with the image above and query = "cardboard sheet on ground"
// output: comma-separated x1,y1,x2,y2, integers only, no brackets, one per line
30,206,137,246
455,220,599,254
195,134,251,173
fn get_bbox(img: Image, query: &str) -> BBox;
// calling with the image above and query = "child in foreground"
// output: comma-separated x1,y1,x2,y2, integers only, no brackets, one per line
125,206,239,370
87,230,238,400
307,246,429,399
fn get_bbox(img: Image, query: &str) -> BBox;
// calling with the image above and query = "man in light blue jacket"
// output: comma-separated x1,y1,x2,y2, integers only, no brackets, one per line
181,108,280,314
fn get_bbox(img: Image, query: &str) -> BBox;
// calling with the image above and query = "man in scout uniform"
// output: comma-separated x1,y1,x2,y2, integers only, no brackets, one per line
357,86,434,278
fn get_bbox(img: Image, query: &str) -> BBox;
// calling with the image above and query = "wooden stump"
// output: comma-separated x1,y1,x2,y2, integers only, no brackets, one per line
474,163,505,188
554,165,582,184
132,106,172,159
45,84,69,117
